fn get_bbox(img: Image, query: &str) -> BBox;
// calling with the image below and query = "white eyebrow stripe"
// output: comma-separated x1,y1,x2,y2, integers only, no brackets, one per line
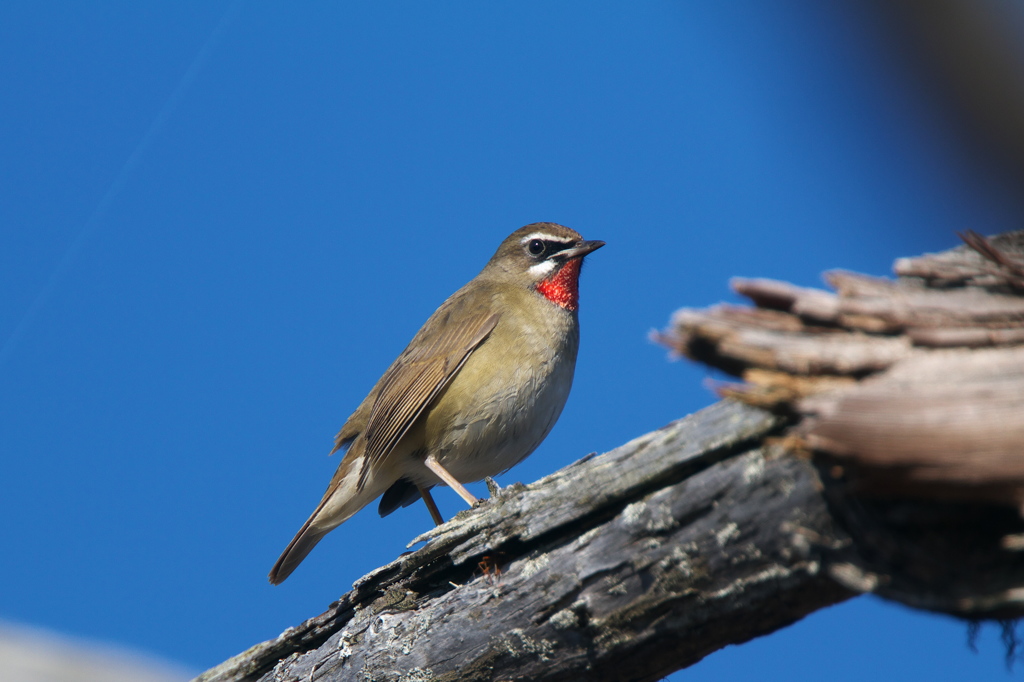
528,260,557,278
520,232,576,246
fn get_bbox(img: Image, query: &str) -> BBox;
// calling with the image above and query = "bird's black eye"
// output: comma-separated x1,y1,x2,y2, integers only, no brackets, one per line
528,239,545,256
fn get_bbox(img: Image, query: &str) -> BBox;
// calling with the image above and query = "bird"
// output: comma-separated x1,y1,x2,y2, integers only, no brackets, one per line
268,223,604,584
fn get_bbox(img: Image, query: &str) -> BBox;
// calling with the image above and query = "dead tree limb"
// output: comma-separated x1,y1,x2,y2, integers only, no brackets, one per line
657,230,1024,617
197,402,854,682
198,232,1024,682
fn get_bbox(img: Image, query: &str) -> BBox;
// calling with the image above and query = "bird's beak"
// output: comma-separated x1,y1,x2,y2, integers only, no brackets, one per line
557,240,606,260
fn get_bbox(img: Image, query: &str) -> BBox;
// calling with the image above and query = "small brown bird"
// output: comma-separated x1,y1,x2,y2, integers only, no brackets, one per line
268,223,604,584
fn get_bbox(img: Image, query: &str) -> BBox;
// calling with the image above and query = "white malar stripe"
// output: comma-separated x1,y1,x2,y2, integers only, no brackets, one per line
528,260,557,278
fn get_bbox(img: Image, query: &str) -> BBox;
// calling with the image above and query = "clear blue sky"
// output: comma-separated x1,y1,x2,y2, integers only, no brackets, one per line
2,2,1021,679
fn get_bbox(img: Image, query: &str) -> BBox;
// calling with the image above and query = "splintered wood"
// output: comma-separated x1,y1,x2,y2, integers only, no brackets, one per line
657,230,1024,507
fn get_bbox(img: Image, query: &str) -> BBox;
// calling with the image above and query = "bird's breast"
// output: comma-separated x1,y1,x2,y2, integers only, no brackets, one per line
417,296,580,484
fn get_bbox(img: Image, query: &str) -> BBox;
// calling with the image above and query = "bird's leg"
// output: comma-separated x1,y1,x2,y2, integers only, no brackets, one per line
417,485,445,526
424,454,479,507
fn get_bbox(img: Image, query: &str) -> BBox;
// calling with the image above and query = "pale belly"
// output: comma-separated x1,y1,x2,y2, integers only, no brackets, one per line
410,319,578,486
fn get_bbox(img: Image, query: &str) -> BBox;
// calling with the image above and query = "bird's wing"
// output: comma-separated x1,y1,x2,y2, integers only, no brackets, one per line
356,307,500,490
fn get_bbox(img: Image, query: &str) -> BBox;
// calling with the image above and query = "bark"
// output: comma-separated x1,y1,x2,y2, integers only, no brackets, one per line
197,231,1024,682
198,401,853,682
657,230,1024,618
658,230,1024,509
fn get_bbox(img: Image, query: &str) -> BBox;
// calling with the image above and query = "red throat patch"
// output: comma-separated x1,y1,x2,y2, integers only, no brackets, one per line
536,258,583,311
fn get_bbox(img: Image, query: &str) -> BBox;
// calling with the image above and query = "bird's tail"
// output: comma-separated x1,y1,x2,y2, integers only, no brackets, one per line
269,446,389,584
268,518,329,585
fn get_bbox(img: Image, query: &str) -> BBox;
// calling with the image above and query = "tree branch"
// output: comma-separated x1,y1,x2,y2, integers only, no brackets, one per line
196,402,853,682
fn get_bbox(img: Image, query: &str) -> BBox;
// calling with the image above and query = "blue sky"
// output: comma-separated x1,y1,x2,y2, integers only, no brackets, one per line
1,2,1021,679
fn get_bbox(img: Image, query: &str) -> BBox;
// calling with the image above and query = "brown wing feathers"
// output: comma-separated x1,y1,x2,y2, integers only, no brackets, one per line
355,311,499,490
269,312,499,584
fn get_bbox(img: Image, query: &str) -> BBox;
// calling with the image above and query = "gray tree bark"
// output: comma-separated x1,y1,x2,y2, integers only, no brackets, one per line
198,402,854,682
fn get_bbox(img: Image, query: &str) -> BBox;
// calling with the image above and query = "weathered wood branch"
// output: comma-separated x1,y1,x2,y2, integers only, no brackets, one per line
197,402,856,682
658,230,1024,506
658,230,1024,618
198,232,1024,682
